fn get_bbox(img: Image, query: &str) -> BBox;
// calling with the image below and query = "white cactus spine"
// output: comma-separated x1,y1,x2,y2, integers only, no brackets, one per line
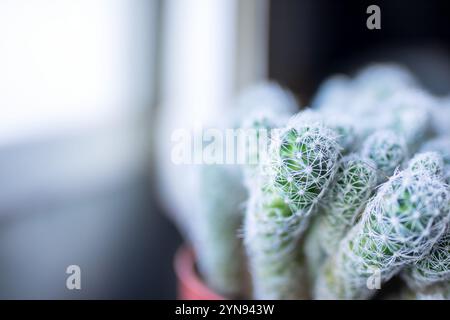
317,154,379,256
315,166,450,299
245,116,340,299
361,130,408,182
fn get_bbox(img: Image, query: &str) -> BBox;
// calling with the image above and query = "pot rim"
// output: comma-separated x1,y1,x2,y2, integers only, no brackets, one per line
174,244,225,300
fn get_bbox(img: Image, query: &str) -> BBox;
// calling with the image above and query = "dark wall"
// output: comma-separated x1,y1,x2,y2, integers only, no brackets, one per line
269,0,450,102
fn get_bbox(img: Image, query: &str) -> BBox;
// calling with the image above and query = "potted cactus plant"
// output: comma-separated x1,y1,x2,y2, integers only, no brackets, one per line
171,64,450,300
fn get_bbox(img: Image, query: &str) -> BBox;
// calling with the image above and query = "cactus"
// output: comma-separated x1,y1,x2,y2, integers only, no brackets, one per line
176,64,450,300
350,64,418,121
294,109,357,154
315,165,450,299
237,83,305,299
304,216,327,284
312,74,352,111
403,228,450,290
303,152,374,284
361,130,408,182
400,152,449,295
244,115,340,299
407,151,445,180
242,65,449,300
420,138,450,183
192,164,248,297
328,116,357,154
317,154,379,256
267,115,341,214
245,185,308,299
398,152,449,297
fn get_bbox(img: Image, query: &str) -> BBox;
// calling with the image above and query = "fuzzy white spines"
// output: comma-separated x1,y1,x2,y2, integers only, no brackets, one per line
407,152,445,179
244,115,340,299
403,150,449,290
284,109,357,154
357,171,449,269
244,185,308,299
361,130,408,180
404,228,450,290
326,115,357,154
318,154,379,255
268,115,341,214
420,138,450,183
315,168,450,299
238,84,308,299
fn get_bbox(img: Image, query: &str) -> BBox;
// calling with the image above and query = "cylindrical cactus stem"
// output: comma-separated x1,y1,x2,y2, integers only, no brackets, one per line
304,216,327,284
317,154,379,256
245,116,340,299
245,185,308,299
401,152,449,292
361,129,408,182
268,115,341,215
193,165,248,297
315,167,450,299
287,109,357,154
407,151,445,180
420,138,450,183
403,228,450,291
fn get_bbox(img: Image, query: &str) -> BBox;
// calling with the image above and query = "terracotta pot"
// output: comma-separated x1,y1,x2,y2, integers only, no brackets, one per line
174,245,226,300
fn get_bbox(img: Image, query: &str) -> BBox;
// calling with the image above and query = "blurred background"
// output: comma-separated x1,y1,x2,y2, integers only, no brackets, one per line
0,0,448,299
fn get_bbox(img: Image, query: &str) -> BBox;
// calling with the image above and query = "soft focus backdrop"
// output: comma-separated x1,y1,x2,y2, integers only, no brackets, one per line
0,0,448,299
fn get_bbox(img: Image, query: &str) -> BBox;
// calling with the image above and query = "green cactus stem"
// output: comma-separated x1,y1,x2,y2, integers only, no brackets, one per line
245,116,340,299
361,130,408,182
317,154,379,256
315,166,450,299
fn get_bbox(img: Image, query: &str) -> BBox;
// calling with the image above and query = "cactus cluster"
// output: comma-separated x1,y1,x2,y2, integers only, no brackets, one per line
315,165,449,299
361,130,408,181
245,117,340,299
268,117,341,214
173,64,450,300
